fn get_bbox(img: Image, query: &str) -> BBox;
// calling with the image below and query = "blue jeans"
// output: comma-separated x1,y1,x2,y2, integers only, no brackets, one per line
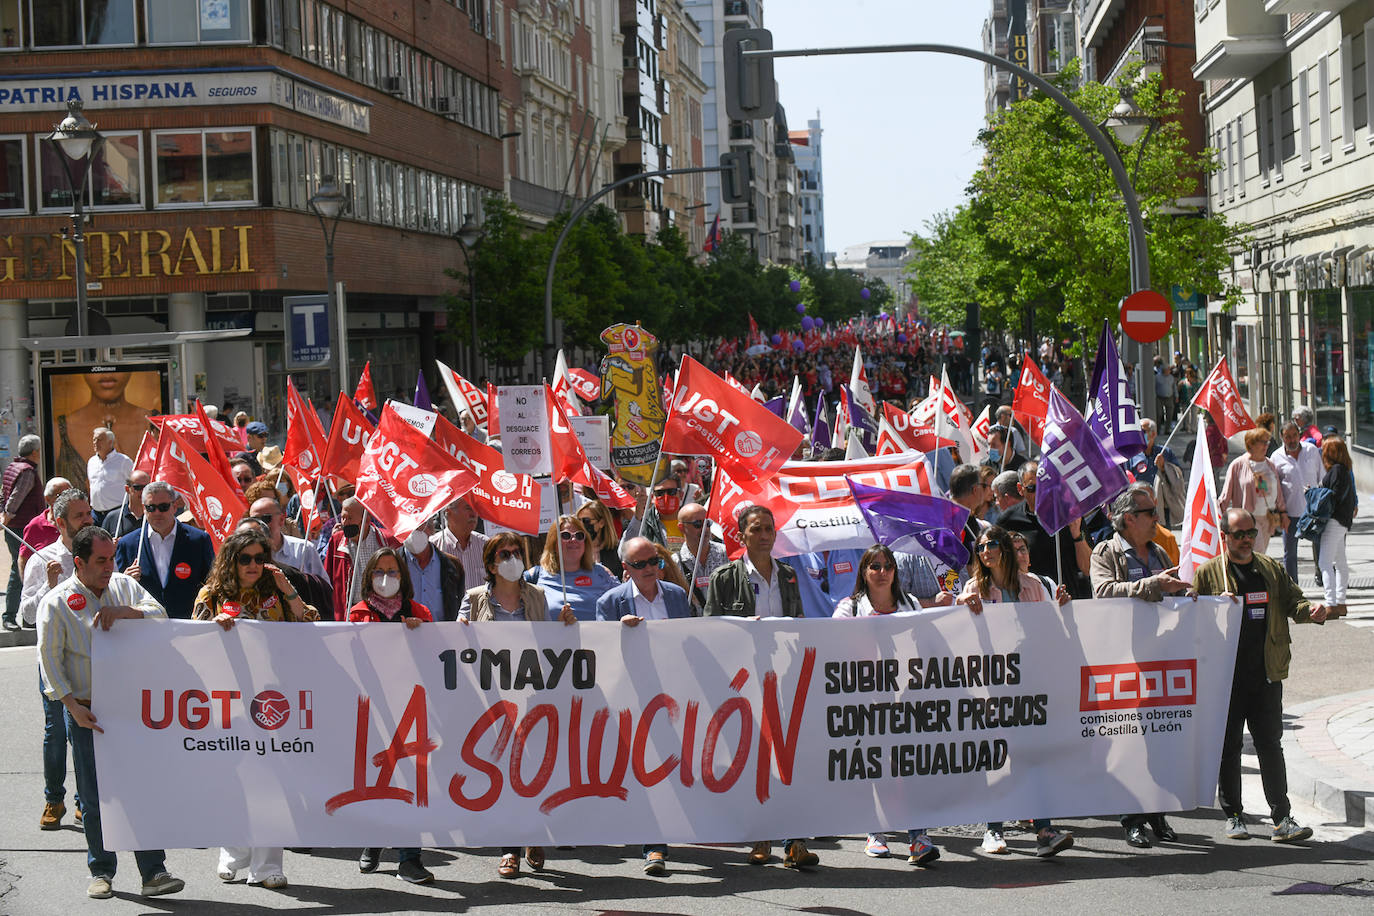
41,673,77,807
67,708,167,880
397,847,421,863
4,530,21,623
1282,517,1300,583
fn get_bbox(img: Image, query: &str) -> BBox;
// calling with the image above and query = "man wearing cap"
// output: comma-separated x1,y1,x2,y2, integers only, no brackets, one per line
113,481,214,619
237,421,269,476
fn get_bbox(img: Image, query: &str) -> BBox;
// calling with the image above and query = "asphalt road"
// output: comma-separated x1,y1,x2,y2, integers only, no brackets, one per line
1,626,1372,916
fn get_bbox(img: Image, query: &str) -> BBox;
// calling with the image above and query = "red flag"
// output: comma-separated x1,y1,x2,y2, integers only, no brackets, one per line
747,313,760,345
566,368,601,403
354,361,377,411
355,405,478,541
486,382,501,436
153,424,246,549
321,392,375,483
195,399,242,494
880,403,954,451
1193,356,1255,438
283,379,327,481
1012,355,1052,445
1178,424,1224,582
133,428,159,476
436,361,489,429
150,414,242,454
430,414,543,534
662,355,803,481
543,386,635,509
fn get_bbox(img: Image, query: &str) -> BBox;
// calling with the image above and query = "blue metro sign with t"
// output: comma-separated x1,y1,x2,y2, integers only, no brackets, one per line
284,295,332,369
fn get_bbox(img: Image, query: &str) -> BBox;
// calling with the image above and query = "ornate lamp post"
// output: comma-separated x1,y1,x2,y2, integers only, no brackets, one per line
308,175,349,395
454,216,484,377
45,100,104,340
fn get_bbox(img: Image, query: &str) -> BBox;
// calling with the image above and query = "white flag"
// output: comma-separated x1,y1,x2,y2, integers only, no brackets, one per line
934,366,974,462
845,429,870,460
850,346,876,416
1178,431,1223,582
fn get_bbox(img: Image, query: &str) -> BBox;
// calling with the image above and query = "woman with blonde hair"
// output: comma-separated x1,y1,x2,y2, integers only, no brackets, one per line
525,515,618,621
1220,428,1286,554
576,499,623,578
652,542,689,591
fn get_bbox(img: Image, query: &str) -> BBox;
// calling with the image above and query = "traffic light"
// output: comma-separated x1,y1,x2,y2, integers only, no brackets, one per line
720,151,753,204
723,28,777,121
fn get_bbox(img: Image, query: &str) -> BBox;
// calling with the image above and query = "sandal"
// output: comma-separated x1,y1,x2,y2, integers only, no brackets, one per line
498,853,519,879
524,846,545,871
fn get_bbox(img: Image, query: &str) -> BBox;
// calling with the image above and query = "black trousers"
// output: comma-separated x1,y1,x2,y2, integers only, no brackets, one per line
1218,675,1289,822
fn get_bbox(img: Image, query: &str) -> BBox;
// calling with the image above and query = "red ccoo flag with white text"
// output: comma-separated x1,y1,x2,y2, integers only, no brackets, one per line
849,346,876,416
1193,356,1255,439
1178,425,1224,582
355,405,478,541
662,355,803,482
153,424,246,549
436,360,489,431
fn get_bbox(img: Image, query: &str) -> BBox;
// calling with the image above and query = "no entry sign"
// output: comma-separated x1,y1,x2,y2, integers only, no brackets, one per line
1119,290,1174,344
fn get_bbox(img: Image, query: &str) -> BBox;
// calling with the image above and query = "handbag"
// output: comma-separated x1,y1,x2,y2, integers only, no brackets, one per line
1295,486,1335,542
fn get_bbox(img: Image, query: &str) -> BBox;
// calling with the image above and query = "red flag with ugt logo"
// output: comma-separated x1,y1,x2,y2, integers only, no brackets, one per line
543,385,635,509
662,355,803,481
355,405,478,541
133,428,159,476
1193,356,1255,439
321,392,375,483
1012,354,1052,445
150,414,242,454
284,379,326,482
430,414,543,534
153,424,246,549
354,361,377,411
195,400,241,494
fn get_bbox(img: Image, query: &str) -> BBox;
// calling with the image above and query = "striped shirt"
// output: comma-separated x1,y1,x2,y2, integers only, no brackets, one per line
38,572,166,703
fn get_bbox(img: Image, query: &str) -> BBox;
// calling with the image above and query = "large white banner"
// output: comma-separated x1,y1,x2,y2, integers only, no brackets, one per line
92,599,1238,850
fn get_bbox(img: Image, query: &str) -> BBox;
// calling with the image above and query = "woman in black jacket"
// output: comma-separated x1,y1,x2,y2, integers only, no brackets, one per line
1317,437,1358,618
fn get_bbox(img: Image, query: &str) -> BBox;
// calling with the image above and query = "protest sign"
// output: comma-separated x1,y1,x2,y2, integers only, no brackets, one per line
498,386,552,477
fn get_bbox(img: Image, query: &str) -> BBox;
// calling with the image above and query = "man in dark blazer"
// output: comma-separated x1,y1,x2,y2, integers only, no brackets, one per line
113,480,214,619
596,537,691,624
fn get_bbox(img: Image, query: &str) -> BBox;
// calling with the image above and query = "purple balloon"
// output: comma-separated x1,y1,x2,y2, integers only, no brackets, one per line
795,302,806,314
815,318,825,328
771,333,782,346
861,288,871,300
792,340,804,351
801,316,815,331
878,312,889,321
897,333,908,343
789,279,802,293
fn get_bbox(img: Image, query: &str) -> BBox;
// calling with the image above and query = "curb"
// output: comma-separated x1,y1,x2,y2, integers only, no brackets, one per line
0,629,36,649
1282,688,1374,827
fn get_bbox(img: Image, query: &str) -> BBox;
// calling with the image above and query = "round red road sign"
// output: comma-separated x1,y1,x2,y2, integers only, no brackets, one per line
1119,290,1174,344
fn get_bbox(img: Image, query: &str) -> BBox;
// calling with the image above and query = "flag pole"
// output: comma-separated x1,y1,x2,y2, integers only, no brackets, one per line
1,522,42,558
347,510,371,612
1159,384,1202,455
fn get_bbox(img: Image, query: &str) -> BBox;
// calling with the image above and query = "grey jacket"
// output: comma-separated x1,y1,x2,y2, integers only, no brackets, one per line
1090,533,1174,602
703,557,803,618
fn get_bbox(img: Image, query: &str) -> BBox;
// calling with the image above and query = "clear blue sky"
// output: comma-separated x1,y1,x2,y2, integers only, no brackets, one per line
769,0,989,255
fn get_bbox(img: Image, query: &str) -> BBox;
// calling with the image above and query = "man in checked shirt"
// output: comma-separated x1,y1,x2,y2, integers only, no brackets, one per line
37,525,184,901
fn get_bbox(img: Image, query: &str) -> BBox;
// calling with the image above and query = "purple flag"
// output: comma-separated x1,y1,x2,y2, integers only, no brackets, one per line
811,393,832,453
1087,322,1146,463
841,384,878,452
763,396,785,418
786,389,809,435
1036,385,1130,535
847,478,970,571
413,370,432,411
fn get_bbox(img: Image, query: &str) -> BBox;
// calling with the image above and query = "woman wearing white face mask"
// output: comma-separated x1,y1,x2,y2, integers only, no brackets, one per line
457,532,573,879
347,547,437,885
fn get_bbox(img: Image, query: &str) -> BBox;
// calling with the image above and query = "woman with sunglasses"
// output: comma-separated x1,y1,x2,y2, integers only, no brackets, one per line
1009,532,1070,605
833,545,942,866
525,516,618,622
192,529,318,891
576,500,623,579
959,526,1073,858
347,547,438,884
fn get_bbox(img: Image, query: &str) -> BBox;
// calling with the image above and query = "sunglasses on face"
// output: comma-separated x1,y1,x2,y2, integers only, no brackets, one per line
495,548,523,561
976,542,1000,552
236,552,267,567
144,502,173,513
654,487,680,497
683,519,706,529
626,557,664,570
1130,506,1158,518
867,562,895,573
1226,528,1259,540
559,530,586,542
1023,484,1037,493
127,483,145,492
252,514,279,526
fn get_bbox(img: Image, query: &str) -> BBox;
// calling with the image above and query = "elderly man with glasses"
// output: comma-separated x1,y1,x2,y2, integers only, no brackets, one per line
1193,507,1328,844
113,481,214,619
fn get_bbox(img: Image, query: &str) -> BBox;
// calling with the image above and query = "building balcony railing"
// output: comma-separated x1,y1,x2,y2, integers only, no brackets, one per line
509,178,570,220
1104,22,1165,88
724,0,750,18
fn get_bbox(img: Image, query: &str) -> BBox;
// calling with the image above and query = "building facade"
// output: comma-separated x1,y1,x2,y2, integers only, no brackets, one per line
789,115,825,266
1193,0,1374,486
834,241,916,315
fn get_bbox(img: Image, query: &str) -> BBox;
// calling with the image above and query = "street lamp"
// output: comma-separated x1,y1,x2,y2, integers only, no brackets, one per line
308,175,349,396
45,100,104,340
454,216,484,378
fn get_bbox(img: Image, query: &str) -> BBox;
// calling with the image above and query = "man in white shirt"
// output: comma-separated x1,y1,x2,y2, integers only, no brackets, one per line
430,497,487,587
1272,421,1325,582
85,428,134,527
37,526,182,900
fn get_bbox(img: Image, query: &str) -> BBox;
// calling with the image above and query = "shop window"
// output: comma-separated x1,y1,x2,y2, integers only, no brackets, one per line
1309,290,1345,433
146,0,251,44
37,131,143,210
1353,288,1374,452
0,136,26,211
31,0,136,47
154,128,255,206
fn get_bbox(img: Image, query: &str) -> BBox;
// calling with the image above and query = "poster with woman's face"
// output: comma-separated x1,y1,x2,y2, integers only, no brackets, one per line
43,365,166,490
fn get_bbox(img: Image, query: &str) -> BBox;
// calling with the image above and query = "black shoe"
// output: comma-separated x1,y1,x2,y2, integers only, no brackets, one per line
1,619,19,631
358,848,380,873
1149,817,1178,842
20,620,35,629
1125,825,1152,848
397,859,434,884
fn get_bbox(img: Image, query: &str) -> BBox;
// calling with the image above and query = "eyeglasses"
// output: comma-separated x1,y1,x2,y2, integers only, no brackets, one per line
144,502,173,513
1130,506,1158,518
1226,528,1259,540
625,557,664,570
236,553,267,566
683,519,706,529
1023,484,1037,493
559,530,586,542
127,483,145,492
252,514,279,526
495,548,523,561
976,542,1000,552
867,562,895,573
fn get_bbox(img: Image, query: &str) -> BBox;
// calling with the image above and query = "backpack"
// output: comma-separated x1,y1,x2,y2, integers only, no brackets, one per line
1295,486,1335,542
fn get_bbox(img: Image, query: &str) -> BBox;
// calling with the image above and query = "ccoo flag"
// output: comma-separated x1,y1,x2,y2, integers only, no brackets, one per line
1177,425,1224,582
1087,322,1146,462
848,478,971,572
1035,386,1130,536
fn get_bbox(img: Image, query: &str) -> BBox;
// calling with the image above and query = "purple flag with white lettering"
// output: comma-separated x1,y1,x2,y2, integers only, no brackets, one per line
763,396,785,419
847,478,970,571
1036,385,1130,536
1087,322,1146,463
841,384,878,452
811,393,832,453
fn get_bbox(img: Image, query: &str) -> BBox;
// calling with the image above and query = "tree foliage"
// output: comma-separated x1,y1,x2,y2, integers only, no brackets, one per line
909,60,1246,342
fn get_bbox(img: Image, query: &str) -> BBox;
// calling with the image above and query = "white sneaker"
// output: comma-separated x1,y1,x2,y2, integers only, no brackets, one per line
217,868,237,882
981,830,1009,854
259,874,288,889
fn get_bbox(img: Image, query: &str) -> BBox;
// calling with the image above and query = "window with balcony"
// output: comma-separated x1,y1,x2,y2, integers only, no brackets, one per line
38,132,143,210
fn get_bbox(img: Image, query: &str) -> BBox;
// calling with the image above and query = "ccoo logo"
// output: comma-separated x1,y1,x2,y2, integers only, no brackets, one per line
250,690,291,729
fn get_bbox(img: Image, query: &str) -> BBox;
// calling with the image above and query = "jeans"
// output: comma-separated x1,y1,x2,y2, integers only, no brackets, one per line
67,708,167,879
1218,676,1289,823
4,530,21,623
1317,520,1349,604
1282,517,1301,583
41,673,77,807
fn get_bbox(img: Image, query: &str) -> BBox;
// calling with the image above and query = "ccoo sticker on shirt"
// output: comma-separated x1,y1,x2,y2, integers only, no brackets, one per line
694,576,709,590
66,593,86,611
833,562,853,574
574,575,592,587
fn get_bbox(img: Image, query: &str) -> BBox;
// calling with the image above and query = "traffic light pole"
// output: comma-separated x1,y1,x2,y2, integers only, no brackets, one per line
542,164,726,382
736,39,1157,422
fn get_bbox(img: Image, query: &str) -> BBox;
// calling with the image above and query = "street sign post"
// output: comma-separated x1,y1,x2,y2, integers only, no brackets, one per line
1119,290,1174,344
283,295,331,369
